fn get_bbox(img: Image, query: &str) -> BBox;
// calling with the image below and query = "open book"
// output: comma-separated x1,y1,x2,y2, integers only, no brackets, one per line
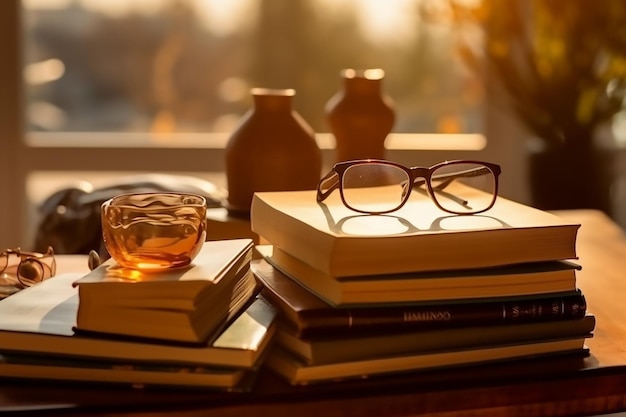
0,273,277,369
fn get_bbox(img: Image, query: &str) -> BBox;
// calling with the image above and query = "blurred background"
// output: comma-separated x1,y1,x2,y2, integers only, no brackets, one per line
21,0,484,135
2,0,626,250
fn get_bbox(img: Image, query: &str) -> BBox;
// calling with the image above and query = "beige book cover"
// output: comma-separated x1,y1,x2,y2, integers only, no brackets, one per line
251,184,580,277
257,246,579,305
73,238,254,300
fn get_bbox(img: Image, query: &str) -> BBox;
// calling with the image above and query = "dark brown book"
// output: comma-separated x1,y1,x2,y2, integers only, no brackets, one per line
251,259,587,339
277,315,596,365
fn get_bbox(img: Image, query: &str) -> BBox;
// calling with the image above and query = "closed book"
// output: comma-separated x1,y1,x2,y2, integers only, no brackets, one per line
0,352,254,390
254,248,580,307
0,273,277,369
277,314,596,365
73,239,259,343
74,238,253,300
252,258,586,337
250,186,579,277
266,337,590,386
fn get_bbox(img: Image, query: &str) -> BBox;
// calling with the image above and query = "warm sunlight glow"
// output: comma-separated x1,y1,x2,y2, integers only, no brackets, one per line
358,0,418,43
23,0,484,136
25,0,422,45
316,0,419,45
24,59,65,85
192,0,257,36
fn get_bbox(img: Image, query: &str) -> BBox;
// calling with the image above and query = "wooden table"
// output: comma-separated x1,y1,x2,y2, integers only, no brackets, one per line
4,209,626,416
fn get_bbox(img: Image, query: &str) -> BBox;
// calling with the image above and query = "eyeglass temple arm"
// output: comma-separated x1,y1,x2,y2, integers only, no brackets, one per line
411,166,492,190
1,246,54,261
405,180,469,208
406,166,493,207
432,166,495,208
316,170,340,203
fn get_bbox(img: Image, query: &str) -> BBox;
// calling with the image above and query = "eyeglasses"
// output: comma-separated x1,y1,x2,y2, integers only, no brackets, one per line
317,159,501,215
0,246,57,289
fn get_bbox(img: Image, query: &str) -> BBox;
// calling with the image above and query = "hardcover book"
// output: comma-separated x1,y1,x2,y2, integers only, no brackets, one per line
74,238,254,299
266,337,590,385
0,352,255,390
251,258,587,337
276,315,596,365
0,273,277,368
254,248,580,306
250,186,580,277
73,239,259,343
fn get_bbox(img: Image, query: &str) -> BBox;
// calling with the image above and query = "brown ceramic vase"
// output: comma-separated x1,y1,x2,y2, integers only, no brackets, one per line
325,69,395,162
225,88,322,217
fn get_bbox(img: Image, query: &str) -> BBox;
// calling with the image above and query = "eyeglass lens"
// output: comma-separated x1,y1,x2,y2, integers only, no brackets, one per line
341,162,496,214
342,163,408,213
0,249,55,290
429,162,496,214
0,252,7,274
16,259,46,287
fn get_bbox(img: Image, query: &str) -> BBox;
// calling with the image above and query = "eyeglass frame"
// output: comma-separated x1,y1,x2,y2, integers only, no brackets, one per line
316,159,502,215
0,246,57,288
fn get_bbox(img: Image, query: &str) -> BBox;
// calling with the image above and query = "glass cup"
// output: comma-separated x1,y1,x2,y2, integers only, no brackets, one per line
101,192,207,271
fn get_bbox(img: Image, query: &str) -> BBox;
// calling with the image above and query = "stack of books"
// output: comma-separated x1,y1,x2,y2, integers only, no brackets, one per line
0,239,278,390
73,239,259,344
250,188,594,385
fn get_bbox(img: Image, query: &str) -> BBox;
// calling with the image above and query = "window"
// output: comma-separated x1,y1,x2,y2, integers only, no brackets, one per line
2,0,525,250
24,0,483,135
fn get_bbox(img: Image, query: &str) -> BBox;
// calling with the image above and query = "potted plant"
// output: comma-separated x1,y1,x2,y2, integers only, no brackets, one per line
456,0,626,212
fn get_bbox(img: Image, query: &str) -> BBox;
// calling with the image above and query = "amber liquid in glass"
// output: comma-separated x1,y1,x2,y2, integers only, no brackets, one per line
102,193,206,271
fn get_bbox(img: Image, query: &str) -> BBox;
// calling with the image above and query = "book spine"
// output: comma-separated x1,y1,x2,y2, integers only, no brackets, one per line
297,293,587,338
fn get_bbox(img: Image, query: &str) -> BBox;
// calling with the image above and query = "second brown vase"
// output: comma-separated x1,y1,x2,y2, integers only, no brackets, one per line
325,68,396,162
225,88,322,216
